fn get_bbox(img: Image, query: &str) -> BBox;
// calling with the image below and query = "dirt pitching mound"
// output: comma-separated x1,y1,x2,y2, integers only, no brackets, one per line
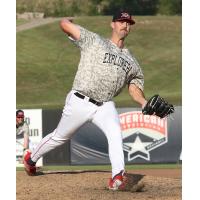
17,169,181,200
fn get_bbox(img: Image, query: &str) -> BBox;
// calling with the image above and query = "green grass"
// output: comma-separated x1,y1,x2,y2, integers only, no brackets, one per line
16,16,181,109
16,163,181,171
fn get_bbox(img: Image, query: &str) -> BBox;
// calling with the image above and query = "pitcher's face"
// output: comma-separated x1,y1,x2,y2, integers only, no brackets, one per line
111,21,131,39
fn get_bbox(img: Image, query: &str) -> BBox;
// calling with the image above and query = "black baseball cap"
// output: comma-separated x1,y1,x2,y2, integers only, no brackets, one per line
112,11,135,25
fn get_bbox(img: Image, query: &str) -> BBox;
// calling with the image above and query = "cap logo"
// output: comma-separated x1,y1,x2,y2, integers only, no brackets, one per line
121,12,130,18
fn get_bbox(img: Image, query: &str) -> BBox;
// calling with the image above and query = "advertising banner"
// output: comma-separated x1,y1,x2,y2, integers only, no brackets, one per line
120,111,168,162
16,109,43,167
71,106,182,164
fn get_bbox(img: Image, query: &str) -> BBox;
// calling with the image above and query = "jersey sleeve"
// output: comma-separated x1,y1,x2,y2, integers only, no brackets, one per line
68,26,98,50
127,57,144,91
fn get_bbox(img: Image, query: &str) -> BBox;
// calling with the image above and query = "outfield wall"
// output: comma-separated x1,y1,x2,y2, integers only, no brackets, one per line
16,107,182,166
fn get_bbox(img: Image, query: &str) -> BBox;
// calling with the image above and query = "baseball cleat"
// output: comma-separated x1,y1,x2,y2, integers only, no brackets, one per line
23,151,36,176
108,170,126,191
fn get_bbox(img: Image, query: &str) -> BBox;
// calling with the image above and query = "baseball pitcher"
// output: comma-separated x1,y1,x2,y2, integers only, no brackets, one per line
23,10,174,191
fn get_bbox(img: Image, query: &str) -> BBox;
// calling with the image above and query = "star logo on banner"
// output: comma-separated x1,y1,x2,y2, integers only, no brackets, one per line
123,135,151,161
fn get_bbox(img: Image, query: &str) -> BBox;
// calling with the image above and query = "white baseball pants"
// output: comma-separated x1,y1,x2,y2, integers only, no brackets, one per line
31,90,125,178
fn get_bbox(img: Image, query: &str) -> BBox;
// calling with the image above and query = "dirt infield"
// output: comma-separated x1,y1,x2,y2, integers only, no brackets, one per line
16,168,181,200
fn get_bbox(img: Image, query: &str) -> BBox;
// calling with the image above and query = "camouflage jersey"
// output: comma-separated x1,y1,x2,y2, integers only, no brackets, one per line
70,26,144,102
16,122,29,140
